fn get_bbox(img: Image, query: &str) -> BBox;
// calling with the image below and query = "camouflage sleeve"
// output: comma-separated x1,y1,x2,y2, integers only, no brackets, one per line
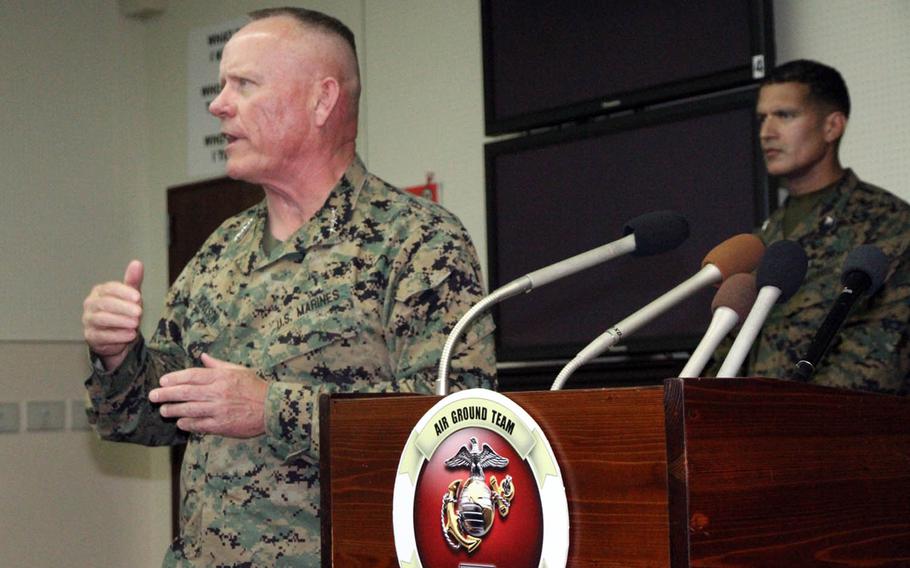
262,221,497,464
384,222,497,391
84,337,190,446
84,262,201,446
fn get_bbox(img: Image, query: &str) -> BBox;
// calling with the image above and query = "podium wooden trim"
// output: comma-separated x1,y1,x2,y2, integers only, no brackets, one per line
320,378,910,567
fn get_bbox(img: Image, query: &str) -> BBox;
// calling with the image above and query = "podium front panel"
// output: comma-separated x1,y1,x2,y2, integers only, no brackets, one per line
321,388,670,567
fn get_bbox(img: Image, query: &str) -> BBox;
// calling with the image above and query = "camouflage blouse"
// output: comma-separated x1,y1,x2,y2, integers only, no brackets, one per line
744,170,910,394
85,156,496,565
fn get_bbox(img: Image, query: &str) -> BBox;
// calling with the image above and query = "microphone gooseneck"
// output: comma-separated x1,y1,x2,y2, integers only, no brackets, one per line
716,239,807,378
711,272,758,318
679,273,757,378
551,232,765,390
435,210,689,395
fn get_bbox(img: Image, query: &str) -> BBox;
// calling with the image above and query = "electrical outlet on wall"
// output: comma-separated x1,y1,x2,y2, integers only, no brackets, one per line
27,401,66,431
0,402,20,433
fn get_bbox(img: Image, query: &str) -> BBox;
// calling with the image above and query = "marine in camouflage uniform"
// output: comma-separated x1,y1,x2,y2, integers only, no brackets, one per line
713,169,910,394
85,156,496,565
706,59,910,394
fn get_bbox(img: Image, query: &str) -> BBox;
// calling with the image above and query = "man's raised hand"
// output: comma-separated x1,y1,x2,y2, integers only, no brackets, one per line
82,260,144,371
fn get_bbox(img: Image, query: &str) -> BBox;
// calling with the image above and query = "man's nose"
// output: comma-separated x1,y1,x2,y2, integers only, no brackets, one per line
209,89,234,118
759,118,776,140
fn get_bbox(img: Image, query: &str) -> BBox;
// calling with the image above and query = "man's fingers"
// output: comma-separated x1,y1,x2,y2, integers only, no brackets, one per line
87,282,142,307
82,265,144,365
82,296,141,345
159,401,210,418
123,260,144,293
85,327,137,346
148,366,266,438
95,293,143,318
150,383,211,404
156,368,217,389
86,309,141,330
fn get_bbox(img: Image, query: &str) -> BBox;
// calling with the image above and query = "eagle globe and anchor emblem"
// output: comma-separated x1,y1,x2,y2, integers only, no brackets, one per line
392,388,569,568
441,436,516,554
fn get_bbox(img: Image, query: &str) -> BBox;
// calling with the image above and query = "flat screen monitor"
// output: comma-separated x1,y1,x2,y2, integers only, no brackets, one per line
485,88,769,363
482,0,774,135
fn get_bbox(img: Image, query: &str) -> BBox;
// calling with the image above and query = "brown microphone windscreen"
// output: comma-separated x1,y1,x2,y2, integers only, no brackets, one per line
711,272,757,322
701,233,765,280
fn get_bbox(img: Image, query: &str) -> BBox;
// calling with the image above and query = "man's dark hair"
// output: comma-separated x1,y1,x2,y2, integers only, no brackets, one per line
249,7,357,57
762,59,851,117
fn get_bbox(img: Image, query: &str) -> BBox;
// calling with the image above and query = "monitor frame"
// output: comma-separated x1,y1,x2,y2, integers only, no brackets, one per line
484,87,772,363
481,0,775,136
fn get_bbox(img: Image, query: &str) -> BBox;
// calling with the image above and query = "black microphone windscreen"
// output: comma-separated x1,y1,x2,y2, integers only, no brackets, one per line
841,244,889,294
623,210,689,256
756,239,807,302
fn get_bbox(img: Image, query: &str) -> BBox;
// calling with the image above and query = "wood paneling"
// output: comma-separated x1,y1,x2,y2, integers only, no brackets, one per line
665,377,910,567
321,388,670,567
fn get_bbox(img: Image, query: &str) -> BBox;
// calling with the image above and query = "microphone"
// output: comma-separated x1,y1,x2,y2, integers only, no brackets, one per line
436,210,689,396
678,273,757,378
716,239,807,377
793,245,889,380
550,233,765,390
434,210,689,395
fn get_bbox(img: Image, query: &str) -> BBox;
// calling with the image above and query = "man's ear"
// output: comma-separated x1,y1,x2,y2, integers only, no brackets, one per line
314,76,340,127
824,111,847,144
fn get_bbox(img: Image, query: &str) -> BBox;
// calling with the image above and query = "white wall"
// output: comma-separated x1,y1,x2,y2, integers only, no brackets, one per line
0,342,171,567
1,0,148,340
1,2,170,566
362,1,490,274
774,0,910,200
1,1,907,566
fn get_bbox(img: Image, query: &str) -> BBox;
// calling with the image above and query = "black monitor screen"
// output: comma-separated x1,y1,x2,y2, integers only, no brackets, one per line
486,89,769,362
482,0,774,134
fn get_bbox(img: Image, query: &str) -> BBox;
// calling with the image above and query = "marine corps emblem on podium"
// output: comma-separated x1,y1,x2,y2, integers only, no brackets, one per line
392,389,568,568
442,436,514,553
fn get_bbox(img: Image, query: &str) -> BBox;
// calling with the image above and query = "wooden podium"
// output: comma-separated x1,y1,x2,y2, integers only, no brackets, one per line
319,378,910,567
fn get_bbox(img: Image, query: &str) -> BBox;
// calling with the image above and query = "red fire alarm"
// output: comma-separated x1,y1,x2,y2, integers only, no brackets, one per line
404,172,440,203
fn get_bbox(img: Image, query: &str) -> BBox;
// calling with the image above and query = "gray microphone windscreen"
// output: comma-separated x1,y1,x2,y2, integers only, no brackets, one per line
841,244,889,294
756,239,807,301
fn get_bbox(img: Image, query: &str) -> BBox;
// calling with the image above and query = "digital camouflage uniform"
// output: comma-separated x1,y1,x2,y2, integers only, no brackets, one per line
85,156,497,566
712,170,910,394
